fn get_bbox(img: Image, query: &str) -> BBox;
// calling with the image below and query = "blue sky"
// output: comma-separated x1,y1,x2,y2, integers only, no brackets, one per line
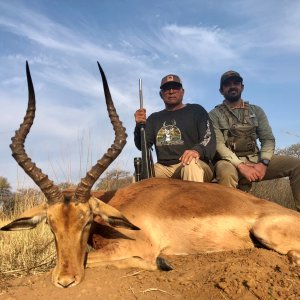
1,0,300,190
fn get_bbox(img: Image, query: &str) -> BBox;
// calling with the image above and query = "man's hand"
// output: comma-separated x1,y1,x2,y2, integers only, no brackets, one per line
179,150,200,166
252,163,267,180
134,108,146,124
237,162,262,182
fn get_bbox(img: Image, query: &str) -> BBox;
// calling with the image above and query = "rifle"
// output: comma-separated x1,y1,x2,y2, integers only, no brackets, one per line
134,79,154,181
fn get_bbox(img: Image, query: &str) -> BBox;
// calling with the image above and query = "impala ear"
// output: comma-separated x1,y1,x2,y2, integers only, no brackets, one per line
0,203,48,231
89,196,139,230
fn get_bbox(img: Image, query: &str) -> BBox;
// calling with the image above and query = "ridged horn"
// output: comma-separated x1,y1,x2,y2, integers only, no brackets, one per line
10,61,64,204
74,62,127,203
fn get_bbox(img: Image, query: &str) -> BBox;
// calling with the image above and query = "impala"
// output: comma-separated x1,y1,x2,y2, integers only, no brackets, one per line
2,62,300,289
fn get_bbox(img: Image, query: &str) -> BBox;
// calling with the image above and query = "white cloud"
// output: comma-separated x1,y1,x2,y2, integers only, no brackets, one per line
0,4,131,64
1,0,300,190
160,24,240,69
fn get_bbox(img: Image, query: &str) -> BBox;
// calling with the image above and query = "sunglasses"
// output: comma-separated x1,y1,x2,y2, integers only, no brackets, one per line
161,86,182,93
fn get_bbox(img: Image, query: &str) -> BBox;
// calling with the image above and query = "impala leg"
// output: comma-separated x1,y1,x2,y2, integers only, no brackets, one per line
87,253,158,270
86,239,161,270
250,213,300,265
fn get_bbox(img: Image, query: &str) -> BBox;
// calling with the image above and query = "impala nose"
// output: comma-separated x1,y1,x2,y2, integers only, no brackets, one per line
57,275,76,288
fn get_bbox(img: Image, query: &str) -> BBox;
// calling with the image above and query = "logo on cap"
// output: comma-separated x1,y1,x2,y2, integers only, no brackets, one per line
160,74,182,89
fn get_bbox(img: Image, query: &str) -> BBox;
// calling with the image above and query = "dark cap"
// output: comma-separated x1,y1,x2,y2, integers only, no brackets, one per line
220,70,243,88
160,74,183,89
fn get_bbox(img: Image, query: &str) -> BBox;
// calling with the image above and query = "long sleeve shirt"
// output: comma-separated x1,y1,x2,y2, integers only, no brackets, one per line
209,100,275,166
134,104,216,166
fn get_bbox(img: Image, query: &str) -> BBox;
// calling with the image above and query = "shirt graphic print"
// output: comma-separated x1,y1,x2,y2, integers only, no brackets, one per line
156,120,184,146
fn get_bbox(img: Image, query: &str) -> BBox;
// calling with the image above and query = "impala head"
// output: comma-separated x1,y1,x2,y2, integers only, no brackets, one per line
1,62,138,288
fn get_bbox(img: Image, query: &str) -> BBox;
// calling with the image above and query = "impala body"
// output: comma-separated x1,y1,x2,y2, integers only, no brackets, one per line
2,62,300,289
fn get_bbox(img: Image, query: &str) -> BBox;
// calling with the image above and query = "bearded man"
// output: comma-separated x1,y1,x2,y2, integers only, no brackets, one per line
209,70,300,211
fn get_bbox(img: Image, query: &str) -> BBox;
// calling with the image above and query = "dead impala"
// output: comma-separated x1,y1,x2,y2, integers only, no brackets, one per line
2,62,300,289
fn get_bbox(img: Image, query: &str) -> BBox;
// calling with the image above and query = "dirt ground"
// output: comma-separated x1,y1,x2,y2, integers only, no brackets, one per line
1,248,300,300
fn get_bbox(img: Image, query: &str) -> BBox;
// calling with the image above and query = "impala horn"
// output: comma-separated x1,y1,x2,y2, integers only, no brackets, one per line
74,62,127,203
10,61,64,204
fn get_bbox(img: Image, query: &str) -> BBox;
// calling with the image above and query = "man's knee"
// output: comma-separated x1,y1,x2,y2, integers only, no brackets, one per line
181,159,213,182
184,158,200,171
180,159,202,182
293,159,300,173
215,160,236,177
182,159,203,173
214,160,238,187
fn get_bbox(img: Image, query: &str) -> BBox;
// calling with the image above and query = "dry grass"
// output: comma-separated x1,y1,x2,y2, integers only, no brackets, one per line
0,189,55,280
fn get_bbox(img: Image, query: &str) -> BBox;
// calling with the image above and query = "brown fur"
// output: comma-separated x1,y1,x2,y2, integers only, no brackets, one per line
88,178,300,271
3,176,300,288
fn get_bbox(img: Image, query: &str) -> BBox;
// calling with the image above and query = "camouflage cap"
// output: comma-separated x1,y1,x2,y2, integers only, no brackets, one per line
160,74,183,89
220,70,243,88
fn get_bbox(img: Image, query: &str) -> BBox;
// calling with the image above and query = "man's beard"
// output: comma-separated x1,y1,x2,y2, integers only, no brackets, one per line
225,90,242,102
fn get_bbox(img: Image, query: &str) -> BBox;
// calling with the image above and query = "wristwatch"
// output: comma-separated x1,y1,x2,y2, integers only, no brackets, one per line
260,159,270,166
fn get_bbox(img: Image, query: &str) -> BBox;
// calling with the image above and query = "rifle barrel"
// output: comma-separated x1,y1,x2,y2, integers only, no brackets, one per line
139,79,143,109
137,78,153,180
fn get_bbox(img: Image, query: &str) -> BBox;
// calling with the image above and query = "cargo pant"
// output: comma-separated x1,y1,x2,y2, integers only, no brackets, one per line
154,159,213,183
214,155,300,211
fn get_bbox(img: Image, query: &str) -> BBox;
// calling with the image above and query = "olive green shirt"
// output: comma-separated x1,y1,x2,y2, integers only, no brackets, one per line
209,100,275,167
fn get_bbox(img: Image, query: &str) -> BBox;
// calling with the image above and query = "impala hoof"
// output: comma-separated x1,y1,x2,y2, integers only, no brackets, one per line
156,257,173,271
287,250,300,266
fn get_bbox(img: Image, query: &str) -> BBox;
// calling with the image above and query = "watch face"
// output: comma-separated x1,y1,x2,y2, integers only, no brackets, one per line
261,159,270,166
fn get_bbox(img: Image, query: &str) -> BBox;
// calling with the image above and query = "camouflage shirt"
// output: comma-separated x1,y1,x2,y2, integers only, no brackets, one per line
209,100,275,166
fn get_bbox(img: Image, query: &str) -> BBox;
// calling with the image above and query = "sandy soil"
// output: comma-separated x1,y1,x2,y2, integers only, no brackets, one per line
1,247,300,300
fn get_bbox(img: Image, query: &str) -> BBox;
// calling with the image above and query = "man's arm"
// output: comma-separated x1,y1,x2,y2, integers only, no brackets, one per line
181,107,216,160
192,116,216,162
254,105,275,160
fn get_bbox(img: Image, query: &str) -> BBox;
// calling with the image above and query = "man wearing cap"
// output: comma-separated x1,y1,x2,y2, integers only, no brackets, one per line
134,74,216,182
209,70,300,210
